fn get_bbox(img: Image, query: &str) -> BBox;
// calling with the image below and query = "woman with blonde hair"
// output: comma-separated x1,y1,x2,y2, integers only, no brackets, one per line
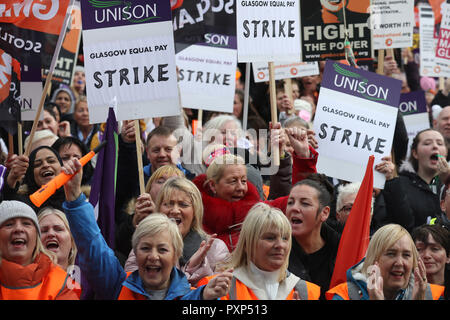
131,164,185,227
199,202,320,300
62,158,232,300
193,127,318,251
38,206,77,270
326,224,445,300
116,165,184,261
124,177,230,286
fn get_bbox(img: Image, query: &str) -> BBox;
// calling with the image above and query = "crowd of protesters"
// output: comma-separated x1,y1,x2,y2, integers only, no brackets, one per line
0,51,449,301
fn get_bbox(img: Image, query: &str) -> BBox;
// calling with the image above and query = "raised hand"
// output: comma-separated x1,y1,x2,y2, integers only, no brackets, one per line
62,158,83,202
412,258,428,300
202,269,233,300
367,263,384,300
374,156,396,181
133,193,155,227
58,121,72,137
120,120,136,143
6,154,29,188
285,127,310,158
186,234,218,270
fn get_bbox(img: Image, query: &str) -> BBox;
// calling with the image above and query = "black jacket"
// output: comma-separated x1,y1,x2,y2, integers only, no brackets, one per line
431,90,450,108
288,223,340,300
382,163,443,232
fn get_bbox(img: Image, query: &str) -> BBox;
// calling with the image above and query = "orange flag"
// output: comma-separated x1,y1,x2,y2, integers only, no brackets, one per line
329,155,374,289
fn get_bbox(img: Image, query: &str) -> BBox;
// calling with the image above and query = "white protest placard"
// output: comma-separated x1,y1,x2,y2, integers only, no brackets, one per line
419,3,450,77
80,0,179,124
173,1,237,113
370,0,415,49
20,66,43,121
398,91,431,158
252,61,319,83
176,45,236,113
436,1,450,65
313,61,401,189
237,0,301,62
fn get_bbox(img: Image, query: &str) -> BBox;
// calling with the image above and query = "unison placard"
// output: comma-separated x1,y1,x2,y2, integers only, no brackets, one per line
313,61,401,189
81,0,179,123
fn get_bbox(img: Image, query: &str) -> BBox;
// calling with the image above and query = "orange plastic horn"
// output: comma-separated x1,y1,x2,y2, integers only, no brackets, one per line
29,141,106,207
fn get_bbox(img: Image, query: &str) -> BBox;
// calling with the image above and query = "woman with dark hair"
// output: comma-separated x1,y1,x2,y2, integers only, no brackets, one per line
381,129,448,232
285,173,341,299
2,146,65,213
412,224,450,287
52,136,94,186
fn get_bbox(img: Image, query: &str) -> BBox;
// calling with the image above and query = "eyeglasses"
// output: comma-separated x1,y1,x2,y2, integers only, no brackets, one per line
338,204,353,214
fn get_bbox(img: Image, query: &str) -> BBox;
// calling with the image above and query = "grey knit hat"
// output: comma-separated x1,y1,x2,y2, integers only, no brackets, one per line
0,201,41,236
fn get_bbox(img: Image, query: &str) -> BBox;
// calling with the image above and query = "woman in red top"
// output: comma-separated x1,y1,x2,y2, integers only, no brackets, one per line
193,126,317,251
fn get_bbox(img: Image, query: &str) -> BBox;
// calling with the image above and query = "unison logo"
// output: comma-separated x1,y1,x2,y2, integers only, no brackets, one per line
332,63,388,102
88,0,160,24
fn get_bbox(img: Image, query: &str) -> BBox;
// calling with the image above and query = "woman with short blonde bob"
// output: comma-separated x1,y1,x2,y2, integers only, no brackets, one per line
201,202,320,300
62,155,233,300
125,177,230,286
326,224,445,300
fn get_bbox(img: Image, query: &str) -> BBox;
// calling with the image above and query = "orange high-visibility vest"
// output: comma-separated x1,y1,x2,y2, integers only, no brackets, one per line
198,275,321,300
0,265,73,300
326,282,445,300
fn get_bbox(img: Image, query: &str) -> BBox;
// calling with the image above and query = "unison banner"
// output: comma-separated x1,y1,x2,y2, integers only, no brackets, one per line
81,0,179,124
173,0,237,113
313,61,401,189
300,1,371,61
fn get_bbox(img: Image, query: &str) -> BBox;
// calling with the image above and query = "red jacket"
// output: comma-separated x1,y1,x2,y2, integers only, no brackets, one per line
193,148,318,251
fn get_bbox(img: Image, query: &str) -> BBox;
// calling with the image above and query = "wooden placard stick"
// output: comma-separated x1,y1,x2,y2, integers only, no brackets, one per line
283,78,294,116
386,48,394,58
376,49,385,75
242,63,251,132
268,62,280,166
134,119,145,195
17,122,22,156
8,133,14,156
198,109,203,129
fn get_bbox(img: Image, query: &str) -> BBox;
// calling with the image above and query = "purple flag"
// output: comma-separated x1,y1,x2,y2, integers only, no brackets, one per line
89,107,118,249
0,164,6,195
